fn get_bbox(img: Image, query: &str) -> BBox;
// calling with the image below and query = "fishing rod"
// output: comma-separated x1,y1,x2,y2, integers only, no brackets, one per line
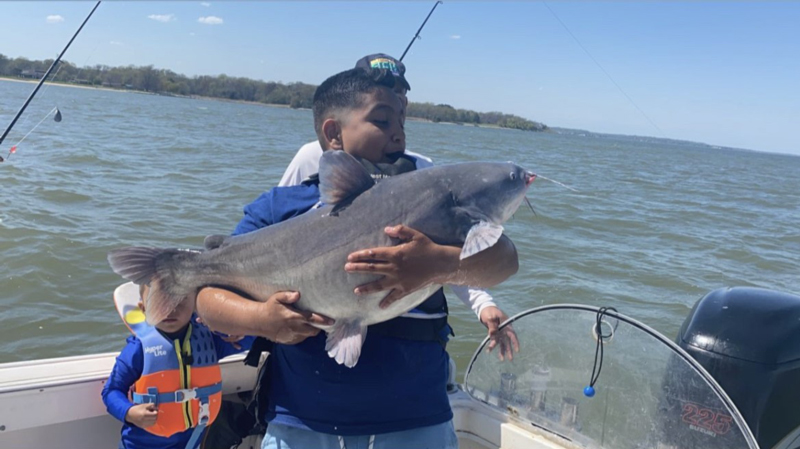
399,1,443,62
0,1,101,163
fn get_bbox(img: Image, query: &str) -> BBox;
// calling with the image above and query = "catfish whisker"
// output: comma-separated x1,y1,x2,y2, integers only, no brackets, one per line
524,196,537,216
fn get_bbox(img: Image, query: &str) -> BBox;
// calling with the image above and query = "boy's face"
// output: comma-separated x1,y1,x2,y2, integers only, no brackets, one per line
155,296,195,333
394,86,408,108
394,86,408,124
141,285,194,333
337,86,405,164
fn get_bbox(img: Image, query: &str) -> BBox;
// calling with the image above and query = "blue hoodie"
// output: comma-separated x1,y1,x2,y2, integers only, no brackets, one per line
233,182,452,436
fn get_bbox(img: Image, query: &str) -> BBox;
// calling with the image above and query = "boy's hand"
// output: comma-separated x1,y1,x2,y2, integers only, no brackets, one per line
345,225,455,309
195,288,334,345
125,403,158,428
480,306,520,362
261,291,332,344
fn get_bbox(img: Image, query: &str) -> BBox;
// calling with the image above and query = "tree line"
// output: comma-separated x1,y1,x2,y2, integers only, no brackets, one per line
0,54,547,132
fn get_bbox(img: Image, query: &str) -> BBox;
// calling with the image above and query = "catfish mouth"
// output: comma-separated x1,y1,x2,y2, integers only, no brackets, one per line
525,171,536,187
523,171,536,214
520,171,536,216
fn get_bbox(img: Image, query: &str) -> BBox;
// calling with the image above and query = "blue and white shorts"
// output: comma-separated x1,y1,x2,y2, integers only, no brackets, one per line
261,420,458,449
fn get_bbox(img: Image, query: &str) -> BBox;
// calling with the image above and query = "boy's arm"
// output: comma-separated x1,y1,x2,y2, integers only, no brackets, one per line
195,288,333,345
345,225,519,307
101,336,143,423
449,286,497,318
449,286,519,360
200,185,332,344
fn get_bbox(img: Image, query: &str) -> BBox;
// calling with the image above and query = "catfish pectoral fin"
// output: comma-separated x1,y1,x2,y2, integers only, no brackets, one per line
461,221,504,259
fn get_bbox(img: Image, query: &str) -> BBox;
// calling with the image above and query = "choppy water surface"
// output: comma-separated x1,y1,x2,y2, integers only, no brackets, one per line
1,79,798,375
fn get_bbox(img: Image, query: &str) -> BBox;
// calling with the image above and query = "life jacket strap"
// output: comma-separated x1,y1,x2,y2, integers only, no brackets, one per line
133,383,222,405
184,397,211,449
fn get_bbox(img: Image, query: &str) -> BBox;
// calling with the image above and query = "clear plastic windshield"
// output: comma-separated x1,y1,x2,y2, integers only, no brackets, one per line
464,305,759,449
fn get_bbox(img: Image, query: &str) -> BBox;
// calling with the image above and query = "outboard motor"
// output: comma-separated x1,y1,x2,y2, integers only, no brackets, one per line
676,287,800,449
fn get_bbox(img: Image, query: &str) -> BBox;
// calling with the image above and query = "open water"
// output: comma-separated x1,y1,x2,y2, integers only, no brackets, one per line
1,79,798,376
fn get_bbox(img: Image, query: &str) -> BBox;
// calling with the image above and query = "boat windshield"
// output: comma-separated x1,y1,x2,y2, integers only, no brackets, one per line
463,305,759,449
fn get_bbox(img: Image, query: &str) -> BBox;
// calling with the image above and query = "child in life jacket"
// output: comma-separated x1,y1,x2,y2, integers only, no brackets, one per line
102,282,253,449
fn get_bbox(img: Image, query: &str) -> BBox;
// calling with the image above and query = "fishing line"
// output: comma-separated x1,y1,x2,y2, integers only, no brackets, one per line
18,39,101,125
6,38,104,161
399,1,443,61
4,107,61,159
542,2,662,136
536,174,580,193
517,174,576,217
0,1,101,163
533,177,660,216
520,167,676,226
13,54,65,133
531,172,669,214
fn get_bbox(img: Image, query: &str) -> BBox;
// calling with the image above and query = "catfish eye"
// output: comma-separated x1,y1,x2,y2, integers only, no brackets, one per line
509,172,517,181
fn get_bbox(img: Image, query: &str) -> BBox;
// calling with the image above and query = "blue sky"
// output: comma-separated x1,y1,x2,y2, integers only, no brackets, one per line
1,1,798,155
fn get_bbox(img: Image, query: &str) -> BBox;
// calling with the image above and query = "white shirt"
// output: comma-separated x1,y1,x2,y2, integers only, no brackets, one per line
278,141,498,318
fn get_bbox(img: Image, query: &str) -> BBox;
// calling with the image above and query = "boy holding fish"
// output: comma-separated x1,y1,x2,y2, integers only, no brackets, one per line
194,67,523,448
280,54,518,356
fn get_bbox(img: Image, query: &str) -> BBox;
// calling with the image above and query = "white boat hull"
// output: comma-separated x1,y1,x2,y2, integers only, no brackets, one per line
0,352,553,449
1,305,761,449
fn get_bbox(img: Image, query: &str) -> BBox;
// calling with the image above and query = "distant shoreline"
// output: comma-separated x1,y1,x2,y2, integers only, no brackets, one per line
0,76,295,110
0,76,130,94
1,52,548,131
404,116,511,130
0,77,515,130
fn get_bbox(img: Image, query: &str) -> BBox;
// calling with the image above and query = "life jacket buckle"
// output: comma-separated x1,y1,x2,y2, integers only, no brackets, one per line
174,388,197,403
197,401,210,425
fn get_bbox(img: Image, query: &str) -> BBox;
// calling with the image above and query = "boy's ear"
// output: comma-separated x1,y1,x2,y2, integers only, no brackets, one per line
321,118,343,150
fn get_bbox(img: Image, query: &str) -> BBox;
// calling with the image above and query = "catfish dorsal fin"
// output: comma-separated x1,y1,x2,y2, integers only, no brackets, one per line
204,234,228,250
318,151,375,205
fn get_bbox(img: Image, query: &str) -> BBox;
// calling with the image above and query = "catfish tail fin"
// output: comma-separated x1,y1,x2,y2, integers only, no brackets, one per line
107,247,200,325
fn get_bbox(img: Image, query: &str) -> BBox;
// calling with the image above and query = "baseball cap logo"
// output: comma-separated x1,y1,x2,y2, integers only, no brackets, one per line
369,58,401,77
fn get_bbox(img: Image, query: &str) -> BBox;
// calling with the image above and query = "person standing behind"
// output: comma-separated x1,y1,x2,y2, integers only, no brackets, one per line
279,54,414,187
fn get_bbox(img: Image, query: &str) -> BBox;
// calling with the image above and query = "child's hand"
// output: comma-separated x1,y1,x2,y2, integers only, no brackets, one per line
194,316,244,349
195,288,333,345
125,403,158,428
480,306,520,362
221,334,245,350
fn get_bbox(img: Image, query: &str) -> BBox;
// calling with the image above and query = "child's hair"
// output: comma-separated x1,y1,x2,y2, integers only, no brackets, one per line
312,68,397,148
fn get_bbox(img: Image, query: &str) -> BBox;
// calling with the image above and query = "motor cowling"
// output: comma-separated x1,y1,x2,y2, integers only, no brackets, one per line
677,287,800,449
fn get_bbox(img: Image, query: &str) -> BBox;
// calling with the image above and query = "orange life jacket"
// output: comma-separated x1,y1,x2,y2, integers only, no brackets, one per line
114,282,222,438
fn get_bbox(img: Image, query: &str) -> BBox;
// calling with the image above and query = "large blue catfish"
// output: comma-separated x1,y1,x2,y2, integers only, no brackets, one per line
108,151,535,367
